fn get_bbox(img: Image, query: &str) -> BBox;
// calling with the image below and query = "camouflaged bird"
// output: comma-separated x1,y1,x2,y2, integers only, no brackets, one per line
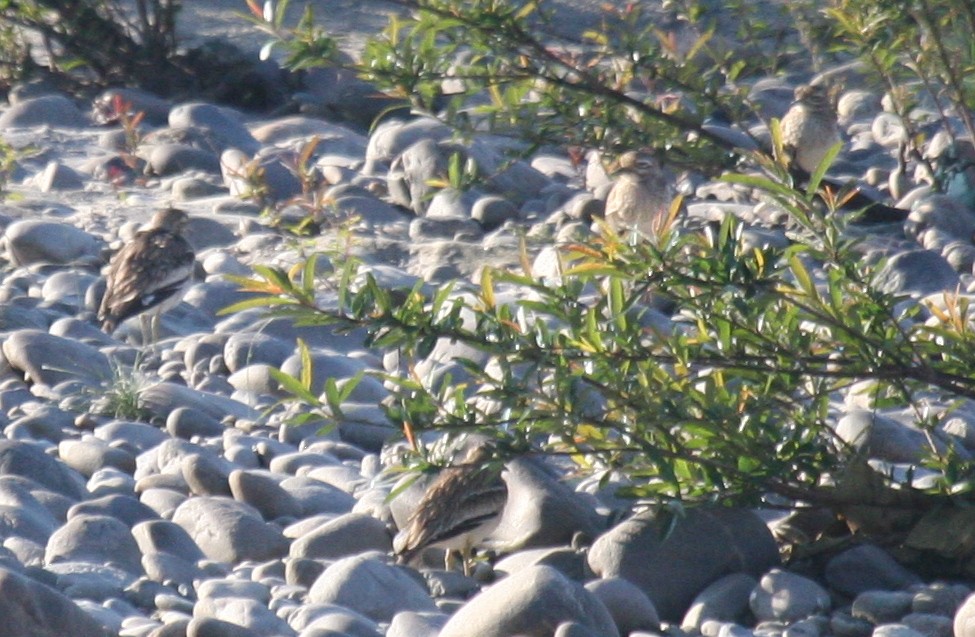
393,444,507,575
779,83,841,175
603,150,679,238
98,207,194,342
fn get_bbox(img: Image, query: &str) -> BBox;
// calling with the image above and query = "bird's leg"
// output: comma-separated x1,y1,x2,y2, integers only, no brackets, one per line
460,541,475,577
140,314,152,347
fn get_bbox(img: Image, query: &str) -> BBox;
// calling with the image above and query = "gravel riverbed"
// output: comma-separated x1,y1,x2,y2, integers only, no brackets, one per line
0,2,975,637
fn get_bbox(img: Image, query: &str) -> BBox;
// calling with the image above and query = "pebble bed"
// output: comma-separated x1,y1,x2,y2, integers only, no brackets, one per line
0,17,974,637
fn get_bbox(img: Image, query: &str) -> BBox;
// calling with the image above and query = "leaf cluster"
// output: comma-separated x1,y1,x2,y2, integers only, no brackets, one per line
225,179,975,509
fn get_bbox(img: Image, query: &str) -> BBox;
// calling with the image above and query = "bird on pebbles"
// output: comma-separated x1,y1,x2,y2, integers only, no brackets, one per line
777,82,908,223
98,207,195,344
393,443,507,576
603,149,680,239
779,82,841,176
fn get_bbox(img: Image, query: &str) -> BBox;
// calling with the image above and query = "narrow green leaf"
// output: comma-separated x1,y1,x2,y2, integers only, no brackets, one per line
269,368,320,405
807,142,843,196
789,254,816,297
217,296,296,315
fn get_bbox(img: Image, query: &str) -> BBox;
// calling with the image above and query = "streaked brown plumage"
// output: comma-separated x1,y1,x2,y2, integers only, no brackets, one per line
393,444,507,573
779,83,841,175
603,150,676,238
98,208,194,340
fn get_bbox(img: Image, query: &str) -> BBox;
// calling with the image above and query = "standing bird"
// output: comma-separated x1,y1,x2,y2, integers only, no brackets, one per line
779,83,841,175
603,150,679,239
98,208,195,343
393,444,507,575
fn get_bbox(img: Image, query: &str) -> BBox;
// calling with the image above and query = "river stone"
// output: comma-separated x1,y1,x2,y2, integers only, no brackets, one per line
365,116,451,166
166,407,225,440
181,451,235,497
387,610,448,637
493,546,588,580
228,469,301,520
472,194,519,230
488,455,605,550
6,404,76,444
67,494,157,527
438,564,620,637
836,410,951,463
193,597,296,636
186,616,263,637
132,518,206,563
249,115,364,146
220,148,301,202
392,137,449,215
94,420,170,454
464,138,551,204
58,437,136,478
750,569,831,622
824,545,921,596
33,161,85,191
279,475,357,516
45,514,144,575
4,219,104,266
287,602,383,636
913,582,970,616
586,576,661,635
853,591,915,624
684,573,760,630
953,592,975,637
0,440,85,500
139,382,260,423
223,332,294,372
307,552,438,622
0,501,57,545
86,467,137,496
171,496,288,563
169,102,259,151
873,625,925,637
875,250,959,297
289,511,392,560
2,329,112,387
0,94,89,128
0,566,109,637
140,562,193,600
588,507,779,621
899,613,952,637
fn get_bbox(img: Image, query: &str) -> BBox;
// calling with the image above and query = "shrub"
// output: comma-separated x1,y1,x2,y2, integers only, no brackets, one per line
230,0,975,570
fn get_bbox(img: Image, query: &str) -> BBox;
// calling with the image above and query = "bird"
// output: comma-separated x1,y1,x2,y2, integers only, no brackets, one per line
776,83,909,224
603,150,679,238
779,83,841,176
393,443,507,575
98,207,195,343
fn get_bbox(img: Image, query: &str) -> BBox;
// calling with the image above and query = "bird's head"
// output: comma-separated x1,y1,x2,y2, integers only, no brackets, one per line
794,83,835,114
148,207,190,233
613,150,661,177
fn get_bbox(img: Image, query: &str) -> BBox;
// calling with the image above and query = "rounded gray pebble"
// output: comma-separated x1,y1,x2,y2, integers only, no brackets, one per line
750,569,831,622
853,590,915,624
171,496,288,563
308,553,438,623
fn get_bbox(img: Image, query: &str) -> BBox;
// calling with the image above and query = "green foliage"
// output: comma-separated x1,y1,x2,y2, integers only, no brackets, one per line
0,137,32,200
84,357,152,421
828,0,975,182
235,0,975,564
0,0,182,88
242,0,338,70
225,178,975,507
